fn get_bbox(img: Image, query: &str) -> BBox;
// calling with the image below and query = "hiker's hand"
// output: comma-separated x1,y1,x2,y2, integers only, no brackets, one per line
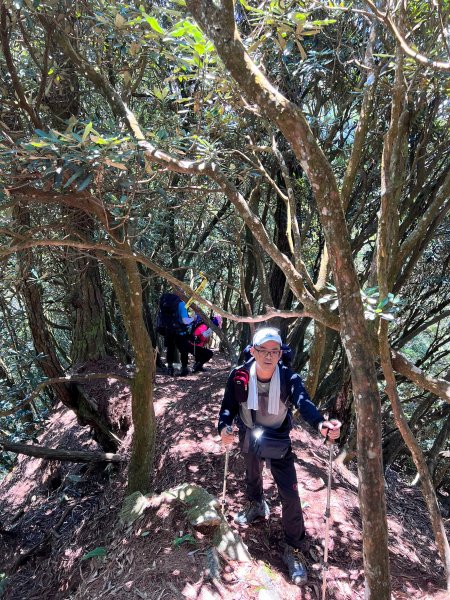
319,419,341,441
220,426,234,449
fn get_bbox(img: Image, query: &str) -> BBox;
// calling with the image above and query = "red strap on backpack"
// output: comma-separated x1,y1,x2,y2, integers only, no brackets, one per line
233,368,249,403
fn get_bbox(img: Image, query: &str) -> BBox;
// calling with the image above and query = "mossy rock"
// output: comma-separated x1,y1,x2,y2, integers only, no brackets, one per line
119,491,149,525
165,483,251,561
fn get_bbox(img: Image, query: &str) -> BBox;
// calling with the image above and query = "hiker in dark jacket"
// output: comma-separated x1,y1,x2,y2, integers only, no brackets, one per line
157,294,195,377
218,327,341,587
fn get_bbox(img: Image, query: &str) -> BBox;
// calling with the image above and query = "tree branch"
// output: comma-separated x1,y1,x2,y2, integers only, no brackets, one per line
0,440,124,462
391,350,450,404
0,4,42,128
363,0,450,73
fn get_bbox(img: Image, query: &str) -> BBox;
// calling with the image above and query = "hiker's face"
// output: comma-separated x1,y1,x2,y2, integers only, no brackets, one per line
251,342,281,373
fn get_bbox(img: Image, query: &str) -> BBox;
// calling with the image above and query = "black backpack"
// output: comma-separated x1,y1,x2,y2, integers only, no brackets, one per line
156,293,185,336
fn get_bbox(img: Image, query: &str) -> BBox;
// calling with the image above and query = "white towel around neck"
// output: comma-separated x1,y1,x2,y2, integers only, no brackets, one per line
247,361,280,415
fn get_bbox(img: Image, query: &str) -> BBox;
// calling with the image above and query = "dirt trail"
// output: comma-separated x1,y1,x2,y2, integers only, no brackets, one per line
0,354,447,599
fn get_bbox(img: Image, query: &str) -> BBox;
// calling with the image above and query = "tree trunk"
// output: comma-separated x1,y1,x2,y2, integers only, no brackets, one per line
379,322,450,588
104,254,156,494
14,203,118,451
185,5,391,596
269,200,291,309
305,320,326,398
382,395,434,469
65,209,108,364
427,409,450,481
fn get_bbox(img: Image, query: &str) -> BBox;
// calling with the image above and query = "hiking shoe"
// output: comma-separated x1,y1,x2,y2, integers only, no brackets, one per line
283,545,308,586
193,362,206,373
167,366,175,376
179,367,190,377
234,499,269,525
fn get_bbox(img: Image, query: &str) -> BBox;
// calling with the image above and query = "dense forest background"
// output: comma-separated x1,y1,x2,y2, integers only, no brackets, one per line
0,0,449,597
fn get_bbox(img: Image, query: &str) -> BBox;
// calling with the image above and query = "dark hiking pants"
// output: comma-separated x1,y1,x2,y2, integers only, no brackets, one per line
166,334,213,369
240,430,306,550
189,343,213,366
166,333,191,368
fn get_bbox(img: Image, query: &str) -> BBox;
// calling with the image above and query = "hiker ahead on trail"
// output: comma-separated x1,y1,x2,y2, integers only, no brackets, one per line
218,327,341,588
157,292,193,376
187,314,222,372
156,292,218,376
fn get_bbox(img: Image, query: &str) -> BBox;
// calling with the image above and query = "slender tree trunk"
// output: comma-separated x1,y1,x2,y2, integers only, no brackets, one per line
379,322,450,588
426,409,450,481
105,254,156,494
69,254,107,364
269,200,291,309
0,359,35,431
382,395,434,469
376,41,449,585
305,320,326,398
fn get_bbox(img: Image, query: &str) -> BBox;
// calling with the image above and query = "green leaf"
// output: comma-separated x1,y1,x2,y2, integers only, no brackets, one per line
172,534,196,547
90,135,108,145
143,14,165,34
77,173,94,191
377,297,390,309
311,19,336,26
167,24,187,38
194,43,205,56
35,129,53,139
81,122,93,143
30,141,50,148
81,547,107,560
63,168,85,189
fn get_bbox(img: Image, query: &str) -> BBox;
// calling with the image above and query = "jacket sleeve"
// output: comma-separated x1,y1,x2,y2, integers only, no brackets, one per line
218,369,240,434
196,324,212,342
179,302,194,325
287,370,323,430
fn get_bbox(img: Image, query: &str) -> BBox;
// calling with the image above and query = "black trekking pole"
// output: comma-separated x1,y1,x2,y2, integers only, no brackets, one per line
322,437,334,600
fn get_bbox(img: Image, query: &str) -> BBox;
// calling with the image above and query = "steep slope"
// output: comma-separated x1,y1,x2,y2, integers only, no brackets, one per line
0,354,447,599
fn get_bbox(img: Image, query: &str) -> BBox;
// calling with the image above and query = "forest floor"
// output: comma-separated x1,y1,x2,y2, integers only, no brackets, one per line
0,353,448,600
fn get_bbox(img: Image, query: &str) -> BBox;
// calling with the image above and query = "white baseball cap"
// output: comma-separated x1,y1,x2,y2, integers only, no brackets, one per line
253,327,282,347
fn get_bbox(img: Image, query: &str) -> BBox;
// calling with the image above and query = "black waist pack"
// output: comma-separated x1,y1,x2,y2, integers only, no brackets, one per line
250,426,291,460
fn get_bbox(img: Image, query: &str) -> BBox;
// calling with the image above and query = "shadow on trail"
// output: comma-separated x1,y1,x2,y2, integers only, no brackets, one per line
151,358,448,598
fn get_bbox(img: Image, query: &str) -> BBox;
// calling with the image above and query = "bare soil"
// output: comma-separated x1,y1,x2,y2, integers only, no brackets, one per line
0,353,447,599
